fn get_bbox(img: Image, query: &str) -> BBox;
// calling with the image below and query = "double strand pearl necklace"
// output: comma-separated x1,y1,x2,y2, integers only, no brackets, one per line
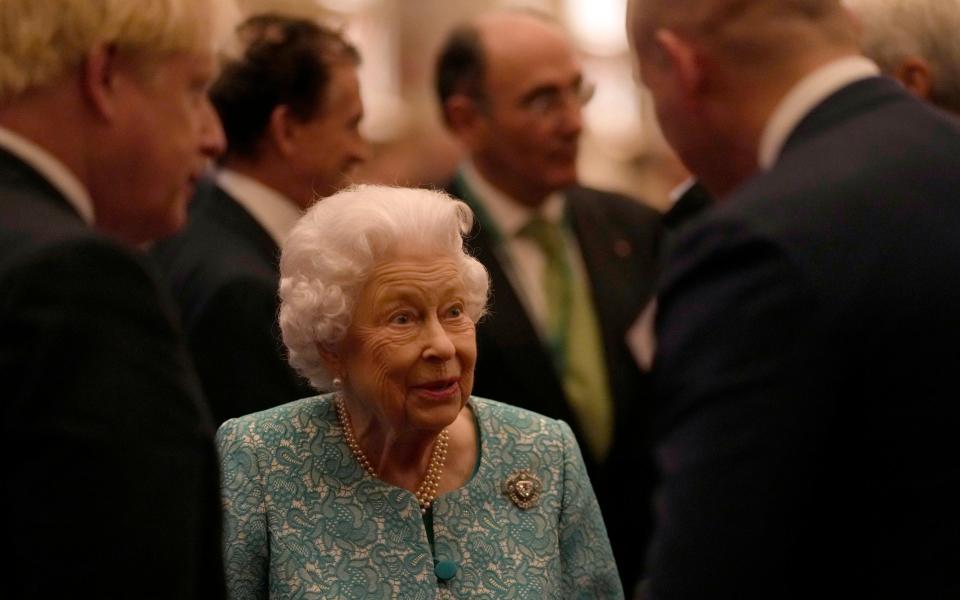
335,395,449,514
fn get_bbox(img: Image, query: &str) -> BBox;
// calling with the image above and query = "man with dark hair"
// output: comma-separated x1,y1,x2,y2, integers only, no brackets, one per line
436,10,663,592
152,14,368,424
628,0,960,597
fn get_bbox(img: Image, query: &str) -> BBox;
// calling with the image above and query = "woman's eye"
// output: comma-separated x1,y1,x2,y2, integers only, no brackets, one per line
447,305,464,318
390,313,411,325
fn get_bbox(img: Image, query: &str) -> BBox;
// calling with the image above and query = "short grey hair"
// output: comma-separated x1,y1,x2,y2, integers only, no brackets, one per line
278,185,490,391
845,0,960,113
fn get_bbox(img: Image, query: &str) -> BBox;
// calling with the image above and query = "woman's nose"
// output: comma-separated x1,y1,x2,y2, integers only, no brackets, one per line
422,317,456,360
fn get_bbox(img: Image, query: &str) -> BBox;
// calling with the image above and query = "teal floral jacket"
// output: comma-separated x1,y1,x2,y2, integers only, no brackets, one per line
217,394,623,599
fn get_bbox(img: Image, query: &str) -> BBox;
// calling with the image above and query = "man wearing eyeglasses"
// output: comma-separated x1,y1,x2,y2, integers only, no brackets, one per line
435,9,663,592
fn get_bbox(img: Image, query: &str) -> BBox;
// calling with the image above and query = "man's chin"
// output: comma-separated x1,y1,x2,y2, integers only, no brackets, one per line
546,168,579,191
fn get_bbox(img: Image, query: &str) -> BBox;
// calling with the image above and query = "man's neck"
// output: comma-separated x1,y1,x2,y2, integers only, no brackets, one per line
222,155,310,211
469,157,553,208
701,48,865,198
0,87,90,191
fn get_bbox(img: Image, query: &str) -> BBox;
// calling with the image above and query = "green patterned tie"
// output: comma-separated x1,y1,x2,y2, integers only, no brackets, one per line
520,216,613,460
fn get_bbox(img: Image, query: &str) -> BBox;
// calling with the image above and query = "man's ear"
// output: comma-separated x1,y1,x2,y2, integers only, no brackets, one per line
82,42,122,121
268,104,300,157
654,28,705,98
895,57,933,102
443,94,486,147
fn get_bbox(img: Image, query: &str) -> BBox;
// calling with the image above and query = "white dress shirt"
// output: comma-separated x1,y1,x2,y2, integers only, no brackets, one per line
758,56,880,169
460,161,592,339
215,168,303,246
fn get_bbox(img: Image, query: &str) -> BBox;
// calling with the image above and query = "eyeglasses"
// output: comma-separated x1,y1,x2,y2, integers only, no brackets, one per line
521,79,596,117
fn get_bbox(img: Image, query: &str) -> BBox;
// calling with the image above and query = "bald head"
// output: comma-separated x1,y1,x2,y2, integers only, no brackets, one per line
474,11,569,56
630,0,857,69
627,0,861,197
436,10,569,109
436,10,587,205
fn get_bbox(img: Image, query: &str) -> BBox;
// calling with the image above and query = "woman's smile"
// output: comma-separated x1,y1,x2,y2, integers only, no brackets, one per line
410,377,461,401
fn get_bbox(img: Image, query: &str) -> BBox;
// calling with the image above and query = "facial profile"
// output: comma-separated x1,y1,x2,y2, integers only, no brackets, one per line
92,48,226,243
447,13,590,205
286,62,368,202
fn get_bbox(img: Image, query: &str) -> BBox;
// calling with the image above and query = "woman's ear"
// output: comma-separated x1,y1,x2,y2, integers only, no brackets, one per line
317,343,343,381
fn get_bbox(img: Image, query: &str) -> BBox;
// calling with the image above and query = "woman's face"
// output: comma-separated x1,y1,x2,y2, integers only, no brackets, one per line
333,254,477,434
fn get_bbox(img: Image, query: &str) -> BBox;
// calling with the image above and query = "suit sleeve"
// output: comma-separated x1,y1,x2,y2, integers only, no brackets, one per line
646,220,827,598
3,240,225,598
187,277,312,424
557,419,625,599
217,417,270,600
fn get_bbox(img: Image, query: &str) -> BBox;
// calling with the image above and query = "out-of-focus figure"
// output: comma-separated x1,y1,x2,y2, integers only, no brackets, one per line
152,14,369,424
0,0,238,596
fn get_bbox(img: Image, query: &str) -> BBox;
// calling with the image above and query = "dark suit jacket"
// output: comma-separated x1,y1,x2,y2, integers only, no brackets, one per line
660,180,713,265
649,77,960,598
151,180,314,425
0,149,225,598
448,177,663,592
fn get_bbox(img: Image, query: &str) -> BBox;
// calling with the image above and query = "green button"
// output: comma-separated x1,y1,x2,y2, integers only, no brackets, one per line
434,559,457,581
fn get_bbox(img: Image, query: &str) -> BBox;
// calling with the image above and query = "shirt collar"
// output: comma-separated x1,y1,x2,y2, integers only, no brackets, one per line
668,176,698,206
0,125,95,225
758,56,880,169
216,168,303,245
459,160,565,238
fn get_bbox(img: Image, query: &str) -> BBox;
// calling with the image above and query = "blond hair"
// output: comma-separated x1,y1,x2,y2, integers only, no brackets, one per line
0,0,239,99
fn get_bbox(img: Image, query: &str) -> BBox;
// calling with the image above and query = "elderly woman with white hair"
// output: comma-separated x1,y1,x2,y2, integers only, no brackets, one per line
215,185,622,598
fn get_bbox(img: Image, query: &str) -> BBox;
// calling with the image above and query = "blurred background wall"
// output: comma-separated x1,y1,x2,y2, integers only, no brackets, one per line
236,0,687,210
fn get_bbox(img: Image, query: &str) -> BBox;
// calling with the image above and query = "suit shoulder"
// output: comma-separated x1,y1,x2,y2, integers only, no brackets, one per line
0,192,95,258
568,185,661,222
151,191,278,296
2,229,160,293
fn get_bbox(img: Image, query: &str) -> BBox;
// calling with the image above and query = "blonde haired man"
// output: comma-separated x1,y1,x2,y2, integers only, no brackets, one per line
1,1,237,596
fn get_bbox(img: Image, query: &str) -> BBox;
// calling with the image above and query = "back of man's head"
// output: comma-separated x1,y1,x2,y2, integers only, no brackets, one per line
628,0,860,196
212,14,360,160
631,0,856,69
844,0,960,114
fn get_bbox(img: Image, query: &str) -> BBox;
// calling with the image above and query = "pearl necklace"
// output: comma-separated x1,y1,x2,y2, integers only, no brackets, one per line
335,395,449,514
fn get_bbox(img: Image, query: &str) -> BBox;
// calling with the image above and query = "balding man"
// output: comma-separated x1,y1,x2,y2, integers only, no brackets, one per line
846,0,960,114
436,11,663,591
1,1,236,596
628,0,960,597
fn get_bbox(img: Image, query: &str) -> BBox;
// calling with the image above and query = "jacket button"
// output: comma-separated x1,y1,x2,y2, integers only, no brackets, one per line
434,559,458,581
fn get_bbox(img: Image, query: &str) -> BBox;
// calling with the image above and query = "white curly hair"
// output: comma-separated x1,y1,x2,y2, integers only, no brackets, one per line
278,184,490,391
